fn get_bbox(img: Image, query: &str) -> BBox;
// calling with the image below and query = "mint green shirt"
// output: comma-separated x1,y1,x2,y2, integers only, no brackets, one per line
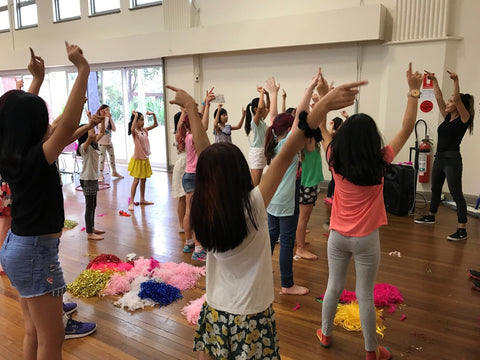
249,119,267,148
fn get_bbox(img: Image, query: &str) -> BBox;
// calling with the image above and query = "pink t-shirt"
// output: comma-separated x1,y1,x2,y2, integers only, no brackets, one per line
132,128,150,160
329,145,396,237
185,133,198,174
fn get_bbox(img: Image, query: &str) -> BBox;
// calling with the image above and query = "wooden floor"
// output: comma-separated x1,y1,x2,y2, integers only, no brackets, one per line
1,166,479,360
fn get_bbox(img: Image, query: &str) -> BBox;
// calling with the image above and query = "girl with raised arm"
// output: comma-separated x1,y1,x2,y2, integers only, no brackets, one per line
315,64,422,360
167,73,363,360
414,70,474,241
0,42,90,360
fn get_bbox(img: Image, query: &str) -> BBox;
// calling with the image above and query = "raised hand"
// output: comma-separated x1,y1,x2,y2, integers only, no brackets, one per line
424,70,436,81
265,77,280,94
167,85,197,108
85,109,92,119
89,113,103,127
65,41,88,69
317,81,367,113
406,62,423,90
146,111,155,116
204,87,215,105
256,85,265,94
282,89,287,98
27,47,45,80
447,70,458,81
15,78,24,90
316,69,330,97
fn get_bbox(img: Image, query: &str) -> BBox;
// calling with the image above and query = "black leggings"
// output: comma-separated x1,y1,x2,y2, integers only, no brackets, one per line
84,194,97,233
429,151,467,224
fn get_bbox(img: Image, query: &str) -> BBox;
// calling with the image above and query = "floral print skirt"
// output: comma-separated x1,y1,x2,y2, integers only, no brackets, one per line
194,302,280,360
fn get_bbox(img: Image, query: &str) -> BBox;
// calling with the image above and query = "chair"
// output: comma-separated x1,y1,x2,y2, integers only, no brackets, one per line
59,142,80,180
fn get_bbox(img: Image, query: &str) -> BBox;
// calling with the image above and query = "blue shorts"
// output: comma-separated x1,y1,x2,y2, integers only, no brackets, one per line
0,231,66,298
182,172,196,193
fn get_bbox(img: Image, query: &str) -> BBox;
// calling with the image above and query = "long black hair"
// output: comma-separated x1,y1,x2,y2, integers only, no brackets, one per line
190,142,257,252
128,111,143,135
328,113,388,186
244,97,259,135
459,93,475,134
0,90,49,181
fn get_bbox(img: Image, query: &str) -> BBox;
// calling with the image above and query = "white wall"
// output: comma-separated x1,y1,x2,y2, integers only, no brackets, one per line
1,0,479,196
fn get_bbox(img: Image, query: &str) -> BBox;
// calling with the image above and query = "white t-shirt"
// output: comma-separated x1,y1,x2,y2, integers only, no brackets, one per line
79,144,99,181
205,186,274,315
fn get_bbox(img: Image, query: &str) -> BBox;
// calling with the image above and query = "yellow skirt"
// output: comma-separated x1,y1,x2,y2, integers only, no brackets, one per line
128,158,152,179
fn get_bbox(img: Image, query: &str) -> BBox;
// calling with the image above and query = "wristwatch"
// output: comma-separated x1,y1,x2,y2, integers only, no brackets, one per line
408,89,421,98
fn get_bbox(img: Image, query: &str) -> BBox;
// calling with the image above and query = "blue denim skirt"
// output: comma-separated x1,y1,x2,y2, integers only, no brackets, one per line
182,172,196,193
0,230,66,298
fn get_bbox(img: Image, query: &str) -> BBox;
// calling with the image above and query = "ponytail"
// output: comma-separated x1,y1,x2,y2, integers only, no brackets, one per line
244,97,259,135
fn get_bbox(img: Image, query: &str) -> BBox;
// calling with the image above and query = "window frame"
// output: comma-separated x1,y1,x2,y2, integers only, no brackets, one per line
129,0,162,11
0,1,9,33
14,0,38,29
88,0,120,17
52,0,81,23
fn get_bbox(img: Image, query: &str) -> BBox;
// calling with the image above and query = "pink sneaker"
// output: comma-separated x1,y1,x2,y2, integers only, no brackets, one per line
316,328,331,348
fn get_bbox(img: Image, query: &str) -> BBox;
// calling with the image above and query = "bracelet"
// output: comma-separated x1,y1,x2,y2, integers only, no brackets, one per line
298,111,323,142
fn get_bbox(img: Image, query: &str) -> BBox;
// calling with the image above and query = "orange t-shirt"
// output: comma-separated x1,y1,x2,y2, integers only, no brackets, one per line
329,145,396,237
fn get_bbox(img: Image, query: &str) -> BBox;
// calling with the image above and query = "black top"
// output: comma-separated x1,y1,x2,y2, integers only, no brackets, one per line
8,142,64,236
436,113,469,152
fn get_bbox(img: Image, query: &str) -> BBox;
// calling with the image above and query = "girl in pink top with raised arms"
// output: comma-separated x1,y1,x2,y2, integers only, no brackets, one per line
127,110,158,211
313,64,423,360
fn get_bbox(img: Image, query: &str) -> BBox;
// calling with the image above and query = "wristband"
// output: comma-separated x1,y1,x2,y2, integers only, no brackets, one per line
202,102,205,106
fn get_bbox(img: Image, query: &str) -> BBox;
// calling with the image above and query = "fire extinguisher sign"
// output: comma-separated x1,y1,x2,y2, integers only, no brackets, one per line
421,73,435,112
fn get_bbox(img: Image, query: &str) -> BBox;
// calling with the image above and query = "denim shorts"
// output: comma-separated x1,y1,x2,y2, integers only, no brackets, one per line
182,172,196,193
0,230,66,298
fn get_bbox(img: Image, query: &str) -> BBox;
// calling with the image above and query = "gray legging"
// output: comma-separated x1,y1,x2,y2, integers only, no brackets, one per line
322,229,380,351
99,143,117,174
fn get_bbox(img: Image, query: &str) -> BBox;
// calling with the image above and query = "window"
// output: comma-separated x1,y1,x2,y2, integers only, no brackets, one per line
14,0,37,29
53,0,80,22
130,0,162,9
0,0,9,32
89,0,120,16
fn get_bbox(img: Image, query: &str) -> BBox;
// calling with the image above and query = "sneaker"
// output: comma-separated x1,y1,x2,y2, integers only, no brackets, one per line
316,328,331,348
414,215,435,224
191,249,207,262
63,302,77,316
65,318,97,339
468,269,480,280
183,243,194,253
472,279,480,292
366,346,392,360
447,228,467,241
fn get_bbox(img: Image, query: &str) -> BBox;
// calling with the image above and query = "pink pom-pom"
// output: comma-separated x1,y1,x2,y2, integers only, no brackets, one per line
400,314,407,321
373,283,404,307
103,273,131,295
181,294,206,325
293,303,301,311
80,227,86,231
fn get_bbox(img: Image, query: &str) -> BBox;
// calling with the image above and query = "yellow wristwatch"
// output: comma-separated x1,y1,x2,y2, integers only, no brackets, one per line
408,89,421,98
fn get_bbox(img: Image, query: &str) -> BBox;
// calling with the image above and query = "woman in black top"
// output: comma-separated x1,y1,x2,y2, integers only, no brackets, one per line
415,70,474,241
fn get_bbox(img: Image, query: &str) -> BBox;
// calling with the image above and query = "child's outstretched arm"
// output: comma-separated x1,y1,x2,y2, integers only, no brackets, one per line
96,116,106,142
201,89,215,131
448,71,471,124
265,77,280,122
27,48,45,95
292,68,321,129
213,104,223,134
145,111,159,131
66,110,103,144
167,85,210,155
130,111,139,136
253,86,265,126
259,76,366,207
231,107,246,130
388,63,423,155
43,41,90,165
281,88,287,113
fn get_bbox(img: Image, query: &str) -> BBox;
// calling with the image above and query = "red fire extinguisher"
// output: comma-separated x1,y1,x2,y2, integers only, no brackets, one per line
418,135,432,183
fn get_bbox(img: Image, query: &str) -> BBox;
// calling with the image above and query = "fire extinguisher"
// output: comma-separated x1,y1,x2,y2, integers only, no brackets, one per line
418,135,433,183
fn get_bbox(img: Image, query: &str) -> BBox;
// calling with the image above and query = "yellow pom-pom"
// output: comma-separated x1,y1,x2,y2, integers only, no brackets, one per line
333,302,386,337
63,219,78,229
67,269,113,297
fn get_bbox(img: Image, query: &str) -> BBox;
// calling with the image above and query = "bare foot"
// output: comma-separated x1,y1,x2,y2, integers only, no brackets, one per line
140,201,154,205
280,284,310,296
128,203,134,211
94,229,105,234
112,172,124,179
87,233,104,240
98,176,104,183
295,249,318,260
